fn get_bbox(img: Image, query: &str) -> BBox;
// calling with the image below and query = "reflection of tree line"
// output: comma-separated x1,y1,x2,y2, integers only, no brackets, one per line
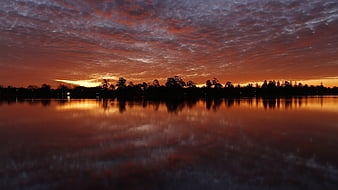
0,77,337,100
106,97,322,112
106,98,200,113
1,97,320,112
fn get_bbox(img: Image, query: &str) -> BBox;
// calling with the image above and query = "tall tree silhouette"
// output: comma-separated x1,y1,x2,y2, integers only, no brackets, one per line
212,78,222,88
166,76,184,88
206,80,212,88
116,77,126,88
101,79,110,89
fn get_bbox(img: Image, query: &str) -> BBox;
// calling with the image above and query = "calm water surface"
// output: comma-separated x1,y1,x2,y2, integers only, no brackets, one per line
0,97,338,190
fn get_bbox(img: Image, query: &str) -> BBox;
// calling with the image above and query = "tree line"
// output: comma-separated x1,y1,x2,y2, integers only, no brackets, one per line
1,76,337,100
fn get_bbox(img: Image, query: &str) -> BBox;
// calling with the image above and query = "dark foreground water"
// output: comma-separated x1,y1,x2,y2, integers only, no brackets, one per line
0,97,338,190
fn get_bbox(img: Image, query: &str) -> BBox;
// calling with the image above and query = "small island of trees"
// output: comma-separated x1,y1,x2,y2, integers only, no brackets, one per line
1,76,337,100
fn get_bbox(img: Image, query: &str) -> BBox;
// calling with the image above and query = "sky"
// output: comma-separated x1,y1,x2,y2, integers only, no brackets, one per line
0,0,338,87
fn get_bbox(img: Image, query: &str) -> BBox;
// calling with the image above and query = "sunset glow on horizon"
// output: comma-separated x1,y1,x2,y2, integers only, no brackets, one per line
55,77,338,88
1,0,337,87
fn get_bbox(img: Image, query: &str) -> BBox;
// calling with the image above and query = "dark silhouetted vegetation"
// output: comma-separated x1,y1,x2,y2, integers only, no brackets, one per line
1,77,337,100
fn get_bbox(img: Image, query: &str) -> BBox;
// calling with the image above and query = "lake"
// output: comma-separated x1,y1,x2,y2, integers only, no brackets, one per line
0,97,338,190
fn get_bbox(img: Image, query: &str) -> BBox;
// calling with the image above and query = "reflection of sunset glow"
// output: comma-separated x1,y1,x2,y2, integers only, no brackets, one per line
55,97,338,115
56,101,99,110
55,100,121,115
1,97,338,189
215,97,338,113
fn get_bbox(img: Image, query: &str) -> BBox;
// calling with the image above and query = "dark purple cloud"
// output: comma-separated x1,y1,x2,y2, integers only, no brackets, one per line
0,0,337,86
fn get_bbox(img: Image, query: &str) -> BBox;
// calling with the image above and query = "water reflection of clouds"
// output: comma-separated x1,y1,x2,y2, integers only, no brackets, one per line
1,97,338,189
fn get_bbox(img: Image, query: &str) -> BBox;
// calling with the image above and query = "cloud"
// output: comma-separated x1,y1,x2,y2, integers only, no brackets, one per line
0,0,337,87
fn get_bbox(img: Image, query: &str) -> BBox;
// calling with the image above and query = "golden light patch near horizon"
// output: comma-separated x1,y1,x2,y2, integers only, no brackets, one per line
56,79,101,88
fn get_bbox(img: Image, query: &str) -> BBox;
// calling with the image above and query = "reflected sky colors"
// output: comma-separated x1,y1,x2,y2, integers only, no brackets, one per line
0,0,338,87
0,97,338,189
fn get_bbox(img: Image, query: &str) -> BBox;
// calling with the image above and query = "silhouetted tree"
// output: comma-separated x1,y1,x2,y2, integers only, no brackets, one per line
128,82,134,87
116,77,126,88
174,76,186,87
166,77,176,88
246,83,253,88
166,76,184,88
1,76,337,100
57,84,69,91
39,84,52,98
28,85,38,90
267,80,276,88
153,79,160,87
225,81,234,88
262,80,268,88
109,84,115,90
186,80,196,88
142,82,148,89
101,79,110,89
277,81,281,87
41,84,51,89
56,84,69,98
212,78,222,88
283,81,291,88
206,80,212,88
